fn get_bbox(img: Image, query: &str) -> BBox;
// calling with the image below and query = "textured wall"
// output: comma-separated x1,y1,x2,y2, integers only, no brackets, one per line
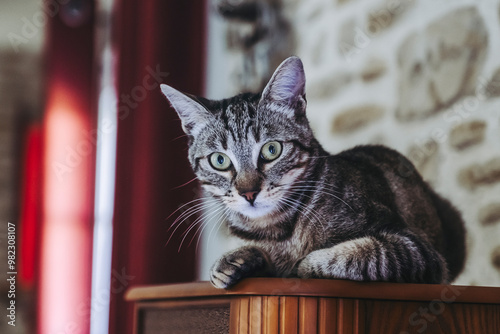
213,0,500,286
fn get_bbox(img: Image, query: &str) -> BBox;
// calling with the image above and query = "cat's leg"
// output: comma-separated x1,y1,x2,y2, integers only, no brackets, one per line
210,246,273,289
296,232,448,284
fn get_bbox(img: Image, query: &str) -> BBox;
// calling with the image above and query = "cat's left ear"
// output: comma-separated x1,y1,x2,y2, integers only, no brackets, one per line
260,56,306,117
160,84,213,136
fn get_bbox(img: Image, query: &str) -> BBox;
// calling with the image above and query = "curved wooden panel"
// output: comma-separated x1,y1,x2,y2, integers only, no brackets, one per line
318,298,337,334
299,297,318,333
262,296,279,333
279,297,298,334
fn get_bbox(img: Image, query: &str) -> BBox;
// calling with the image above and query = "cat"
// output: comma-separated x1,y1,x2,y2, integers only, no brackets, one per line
160,56,466,289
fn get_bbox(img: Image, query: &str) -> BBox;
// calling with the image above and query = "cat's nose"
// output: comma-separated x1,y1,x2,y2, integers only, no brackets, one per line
239,190,259,204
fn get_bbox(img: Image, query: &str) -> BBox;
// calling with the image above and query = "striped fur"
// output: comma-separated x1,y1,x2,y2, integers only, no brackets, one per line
161,57,466,289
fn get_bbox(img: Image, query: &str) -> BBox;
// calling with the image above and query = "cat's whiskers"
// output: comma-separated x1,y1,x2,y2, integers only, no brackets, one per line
179,203,226,252
274,199,287,216
166,199,220,247
205,207,231,252
292,180,344,195
274,180,327,193
278,196,327,235
187,203,225,247
166,197,213,223
169,132,189,143
268,184,331,226
166,207,209,247
179,214,206,246
195,205,230,252
167,203,209,243
303,155,331,160
171,176,200,190
167,200,217,237
278,198,326,237
287,184,354,212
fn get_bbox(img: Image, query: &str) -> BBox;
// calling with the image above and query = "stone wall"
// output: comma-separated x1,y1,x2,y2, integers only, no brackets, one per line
211,0,500,286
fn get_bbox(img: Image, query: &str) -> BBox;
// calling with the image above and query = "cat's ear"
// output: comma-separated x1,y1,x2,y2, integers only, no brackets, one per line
160,84,213,136
260,56,306,116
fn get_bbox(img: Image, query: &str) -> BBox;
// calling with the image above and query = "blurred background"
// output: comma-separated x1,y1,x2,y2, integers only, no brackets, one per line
0,0,499,333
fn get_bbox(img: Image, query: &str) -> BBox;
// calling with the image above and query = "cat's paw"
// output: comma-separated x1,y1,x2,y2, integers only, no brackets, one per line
296,246,362,280
209,246,270,289
295,253,319,279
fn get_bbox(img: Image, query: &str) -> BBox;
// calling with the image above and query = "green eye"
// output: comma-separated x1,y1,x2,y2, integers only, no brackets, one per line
209,152,232,171
260,141,282,162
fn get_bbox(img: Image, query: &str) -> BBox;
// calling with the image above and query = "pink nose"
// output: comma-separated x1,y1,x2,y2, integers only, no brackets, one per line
240,191,258,203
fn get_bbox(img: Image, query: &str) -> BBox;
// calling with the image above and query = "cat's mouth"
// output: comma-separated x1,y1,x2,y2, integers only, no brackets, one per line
237,201,276,219
222,186,290,220
227,196,279,219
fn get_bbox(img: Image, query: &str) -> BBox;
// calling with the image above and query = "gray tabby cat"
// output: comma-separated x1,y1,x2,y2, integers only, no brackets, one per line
160,56,466,289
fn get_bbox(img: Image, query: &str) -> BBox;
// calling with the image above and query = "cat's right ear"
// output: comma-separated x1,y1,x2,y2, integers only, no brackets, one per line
160,84,212,136
259,56,306,117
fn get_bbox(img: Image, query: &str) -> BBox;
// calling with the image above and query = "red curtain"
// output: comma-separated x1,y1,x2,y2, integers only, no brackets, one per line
38,3,96,333
19,124,42,289
18,124,42,333
109,1,207,333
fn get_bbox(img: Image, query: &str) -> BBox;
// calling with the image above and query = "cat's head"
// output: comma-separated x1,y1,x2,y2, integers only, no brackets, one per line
161,57,320,229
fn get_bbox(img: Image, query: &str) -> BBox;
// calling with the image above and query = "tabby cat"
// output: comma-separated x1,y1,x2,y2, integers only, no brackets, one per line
160,56,466,289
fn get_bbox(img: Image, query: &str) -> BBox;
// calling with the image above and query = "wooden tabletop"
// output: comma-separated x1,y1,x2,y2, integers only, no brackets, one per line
125,278,500,304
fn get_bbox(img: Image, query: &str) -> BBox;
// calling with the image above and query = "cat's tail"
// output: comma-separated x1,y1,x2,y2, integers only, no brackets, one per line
429,190,467,282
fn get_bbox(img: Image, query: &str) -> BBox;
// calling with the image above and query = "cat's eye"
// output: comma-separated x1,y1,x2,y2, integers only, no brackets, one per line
209,152,232,171
260,141,282,162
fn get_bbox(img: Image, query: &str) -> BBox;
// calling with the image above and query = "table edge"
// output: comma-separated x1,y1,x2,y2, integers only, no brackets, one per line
125,278,500,304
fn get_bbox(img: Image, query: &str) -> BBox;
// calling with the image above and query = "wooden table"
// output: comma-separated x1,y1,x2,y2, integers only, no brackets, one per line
125,278,500,333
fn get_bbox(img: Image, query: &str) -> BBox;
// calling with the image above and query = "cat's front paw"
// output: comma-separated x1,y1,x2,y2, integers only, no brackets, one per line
296,247,359,280
296,254,319,279
210,246,270,289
